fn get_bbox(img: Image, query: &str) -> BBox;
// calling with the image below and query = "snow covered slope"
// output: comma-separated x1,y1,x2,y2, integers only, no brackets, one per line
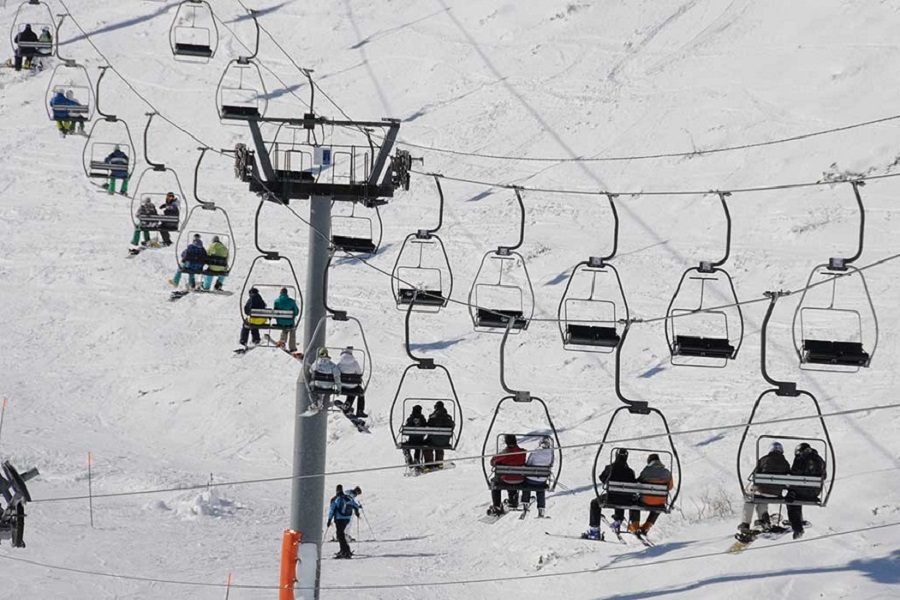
1,0,899,598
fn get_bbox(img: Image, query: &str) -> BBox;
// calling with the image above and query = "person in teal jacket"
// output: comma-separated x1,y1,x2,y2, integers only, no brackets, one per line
274,287,300,352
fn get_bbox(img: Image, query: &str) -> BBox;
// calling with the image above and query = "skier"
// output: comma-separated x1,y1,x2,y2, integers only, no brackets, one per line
336,347,366,418
737,441,791,536
130,197,157,250
103,145,129,195
786,442,826,539
630,453,674,535
203,235,229,291
239,287,267,349
50,90,81,136
12,24,37,71
308,348,341,409
327,486,362,559
273,288,300,351
401,404,427,471
487,434,526,516
584,448,637,540
158,193,180,246
37,27,52,56
422,401,454,470
520,436,554,517
171,234,207,290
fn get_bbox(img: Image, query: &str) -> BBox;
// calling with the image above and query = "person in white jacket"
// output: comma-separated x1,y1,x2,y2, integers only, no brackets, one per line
309,348,341,409
521,436,554,517
336,347,367,418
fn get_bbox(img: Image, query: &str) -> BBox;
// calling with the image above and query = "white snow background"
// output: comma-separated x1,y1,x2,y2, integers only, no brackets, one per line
1,0,899,598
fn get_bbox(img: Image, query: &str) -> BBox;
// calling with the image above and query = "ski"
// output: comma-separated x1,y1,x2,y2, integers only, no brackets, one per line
632,531,655,547
546,532,612,543
405,462,456,477
479,510,509,525
233,345,258,356
170,290,191,301
519,499,536,520
599,515,627,544
265,335,303,360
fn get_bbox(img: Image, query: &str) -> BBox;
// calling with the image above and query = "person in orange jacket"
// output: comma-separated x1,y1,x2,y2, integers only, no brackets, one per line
629,453,674,535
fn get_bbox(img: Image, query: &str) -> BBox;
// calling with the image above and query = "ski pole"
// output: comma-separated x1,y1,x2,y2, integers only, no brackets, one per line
360,508,378,541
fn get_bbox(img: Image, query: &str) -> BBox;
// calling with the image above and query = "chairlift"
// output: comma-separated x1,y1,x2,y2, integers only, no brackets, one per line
791,181,878,372
480,321,562,494
389,296,463,455
82,67,136,180
591,322,682,514
558,192,628,351
130,114,187,233
45,16,94,125
0,461,39,549
737,292,836,508
169,0,218,61
9,0,55,56
468,188,534,332
664,192,743,367
174,149,237,278
216,12,267,121
269,124,316,180
301,251,372,396
239,250,303,349
331,201,382,255
391,175,453,311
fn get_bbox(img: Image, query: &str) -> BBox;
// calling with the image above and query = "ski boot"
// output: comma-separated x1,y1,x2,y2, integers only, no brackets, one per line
537,508,546,518
610,519,622,534
581,527,602,541
486,505,504,517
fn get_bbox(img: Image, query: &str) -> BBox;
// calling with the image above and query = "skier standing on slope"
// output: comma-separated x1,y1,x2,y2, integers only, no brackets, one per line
629,453,674,535
583,448,636,540
327,486,362,559
737,441,791,536
487,434,525,516
520,436,554,517
786,442,826,539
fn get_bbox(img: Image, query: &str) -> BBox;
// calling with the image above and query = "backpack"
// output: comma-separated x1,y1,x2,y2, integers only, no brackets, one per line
336,494,354,517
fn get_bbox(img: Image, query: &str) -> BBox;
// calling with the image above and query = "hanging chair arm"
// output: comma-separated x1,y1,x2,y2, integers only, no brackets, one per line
53,13,68,61
321,249,342,318
839,181,866,267
425,174,445,235
707,191,733,270
499,319,528,399
599,193,620,262
403,295,433,367
142,112,165,170
94,66,114,120
760,291,797,395
500,187,526,253
192,147,214,208
614,321,649,412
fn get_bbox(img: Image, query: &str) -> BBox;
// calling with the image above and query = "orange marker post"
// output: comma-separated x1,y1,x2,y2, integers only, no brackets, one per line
279,529,302,600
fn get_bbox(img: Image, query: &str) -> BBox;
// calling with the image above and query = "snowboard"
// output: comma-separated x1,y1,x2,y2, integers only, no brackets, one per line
727,524,791,554
405,462,456,477
332,400,370,433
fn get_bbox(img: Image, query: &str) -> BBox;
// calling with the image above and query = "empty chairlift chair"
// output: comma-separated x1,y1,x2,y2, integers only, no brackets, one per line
169,0,218,61
558,257,629,352
331,201,382,255
392,175,453,311
216,15,267,121
665,192,743,367
791,181,877,372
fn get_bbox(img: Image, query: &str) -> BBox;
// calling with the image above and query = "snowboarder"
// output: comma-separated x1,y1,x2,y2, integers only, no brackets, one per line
487,434,526,516
203,235,229,291
103,145,129,195
171,234,207,290
630,453,674,535
273,288,300,352
401,404,427,470
327,486,362,559
737,441,791,536
158,193,180,246
308,348,341,409
12,24,37,71
422,401,454,470
336,347,366,418
786,442,826,539
584,448,637,540
130,197,157,249
520,436,554,517
239,287,267,348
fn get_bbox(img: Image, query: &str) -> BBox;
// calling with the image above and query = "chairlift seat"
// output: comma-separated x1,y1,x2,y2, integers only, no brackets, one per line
748,473,824,505
247,308,295,328
400,426,455,449
600,481,670,511
801,339,869,367
138,215,179,232
221,105,261,119
89,160,128,178
398,288,446,306
491,465,552,490
174,43,213,58
673,335,735,359
274,169,316,182
565,324,620,348
476,308,528,330
50,102,89,114
332,235,376,254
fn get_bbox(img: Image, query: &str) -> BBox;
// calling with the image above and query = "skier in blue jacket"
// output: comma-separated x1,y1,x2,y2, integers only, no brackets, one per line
326,486,362,559
170,234,207,290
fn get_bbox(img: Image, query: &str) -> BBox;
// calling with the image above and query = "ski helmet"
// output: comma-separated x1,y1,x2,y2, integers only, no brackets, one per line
795,442,811,455
539,436,553,449
769,441,784,454
318,347,330,358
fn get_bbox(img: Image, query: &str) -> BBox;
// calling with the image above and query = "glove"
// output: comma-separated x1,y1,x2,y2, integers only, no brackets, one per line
354,511,360,518
326,520,332,528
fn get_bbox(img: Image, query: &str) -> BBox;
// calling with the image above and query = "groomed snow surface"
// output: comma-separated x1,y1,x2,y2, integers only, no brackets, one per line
1,0,899,598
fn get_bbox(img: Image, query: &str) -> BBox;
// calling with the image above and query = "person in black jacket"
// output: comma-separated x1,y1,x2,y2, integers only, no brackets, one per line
13,24,38,71
239,288,267,348
582,448,636,540
786,442,826,539
738,441,791,534
158,193,180,246
422,401,455,470
401,405,427,471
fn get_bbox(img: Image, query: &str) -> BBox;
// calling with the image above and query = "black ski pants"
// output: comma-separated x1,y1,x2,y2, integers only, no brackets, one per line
239,324,261,345
589,497,638,527
342,394,366,415
491,479,519,508
787,505,804,532
335,519,352,555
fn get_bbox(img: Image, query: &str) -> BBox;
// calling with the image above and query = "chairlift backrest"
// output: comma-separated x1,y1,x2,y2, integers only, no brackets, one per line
170,0,218,61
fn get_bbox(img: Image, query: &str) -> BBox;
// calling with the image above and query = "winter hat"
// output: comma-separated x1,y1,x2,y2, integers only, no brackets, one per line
193,233,201,241
539,436,553,449
318,347,330,358
795,442,811,455
769,441,784,454
504,434,518,447
352,486,362,495
65,90,74,100
341,346,354,354
280,287,288,295
434,401,445,410
647,453,660,463
615,448,629,460
412,404,423,414
335,484,343,494
212,235,220,243
249,287,259,296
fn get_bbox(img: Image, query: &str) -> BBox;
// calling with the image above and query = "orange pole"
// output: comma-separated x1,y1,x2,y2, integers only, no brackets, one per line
279,529,302,600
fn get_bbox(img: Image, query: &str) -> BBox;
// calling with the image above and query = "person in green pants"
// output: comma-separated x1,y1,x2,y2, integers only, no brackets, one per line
104,146,130,195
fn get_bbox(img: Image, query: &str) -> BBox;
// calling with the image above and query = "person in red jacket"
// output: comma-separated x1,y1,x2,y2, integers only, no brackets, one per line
488,434,526,515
